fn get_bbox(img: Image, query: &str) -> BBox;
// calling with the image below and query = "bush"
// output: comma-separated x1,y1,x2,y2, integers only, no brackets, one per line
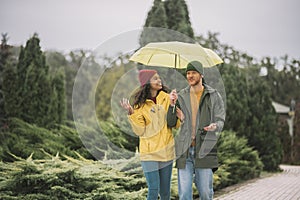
0,118,138,162
0,155,147,199
214,131,263,190
0,118,93,161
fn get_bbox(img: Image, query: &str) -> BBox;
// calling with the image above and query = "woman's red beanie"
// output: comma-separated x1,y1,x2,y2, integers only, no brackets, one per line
138,69,157,86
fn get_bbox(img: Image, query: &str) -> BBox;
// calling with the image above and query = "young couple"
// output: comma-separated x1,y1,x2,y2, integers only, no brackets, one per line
120,61,225,200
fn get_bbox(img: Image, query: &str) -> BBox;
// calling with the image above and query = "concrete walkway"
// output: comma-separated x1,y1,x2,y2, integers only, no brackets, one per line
215,165,300,200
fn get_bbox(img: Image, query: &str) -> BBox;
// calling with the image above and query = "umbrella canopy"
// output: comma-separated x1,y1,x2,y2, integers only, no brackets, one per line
129,41,223,68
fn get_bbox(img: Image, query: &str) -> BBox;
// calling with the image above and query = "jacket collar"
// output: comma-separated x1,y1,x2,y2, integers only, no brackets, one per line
178,83,216,116
181,83,216,95
145,90,166,104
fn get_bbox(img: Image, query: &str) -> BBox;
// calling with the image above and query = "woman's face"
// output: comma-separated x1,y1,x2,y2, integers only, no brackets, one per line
149,73,162,91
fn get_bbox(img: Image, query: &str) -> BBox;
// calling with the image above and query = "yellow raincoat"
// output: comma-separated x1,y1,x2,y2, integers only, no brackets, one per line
128,91,175,161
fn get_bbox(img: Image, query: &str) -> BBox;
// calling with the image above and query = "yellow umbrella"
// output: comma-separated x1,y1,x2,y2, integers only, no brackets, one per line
129,41,223,68
203,48,223,66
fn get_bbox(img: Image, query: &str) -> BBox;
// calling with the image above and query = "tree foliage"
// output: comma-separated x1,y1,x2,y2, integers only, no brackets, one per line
214,131,263,189
140,0,194,46
220,64,249,133
245,72,283,171
0,154,147,199
262,56,300,105
46,50,83,121
2,56,19,120
1,34,67,128
164,0,194,38
0,35,7,120
144,0,168,28
50,68,67,125
0,118,92,162
0,119,263,198
139,0,169,46
293,102,300,164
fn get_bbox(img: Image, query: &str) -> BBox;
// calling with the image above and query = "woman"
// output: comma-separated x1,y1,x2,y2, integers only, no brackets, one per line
120,69,175,200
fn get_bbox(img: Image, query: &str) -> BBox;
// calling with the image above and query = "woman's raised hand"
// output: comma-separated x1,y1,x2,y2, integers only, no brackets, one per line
120,98,134,115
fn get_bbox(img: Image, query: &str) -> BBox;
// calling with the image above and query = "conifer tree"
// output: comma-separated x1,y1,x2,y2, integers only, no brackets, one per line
144,0,168,28
221,64,249,133
1,34,20,120
140,0,195,46
246,72,282,171
139,0,169,46
222,64,282,171
16,34,53,127
164,0,194,38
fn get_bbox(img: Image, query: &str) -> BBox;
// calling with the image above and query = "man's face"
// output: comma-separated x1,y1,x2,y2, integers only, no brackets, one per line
186,70,202,86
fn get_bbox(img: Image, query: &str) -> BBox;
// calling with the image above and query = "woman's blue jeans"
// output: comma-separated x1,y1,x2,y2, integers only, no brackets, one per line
177,147,213,200
141,160,173,200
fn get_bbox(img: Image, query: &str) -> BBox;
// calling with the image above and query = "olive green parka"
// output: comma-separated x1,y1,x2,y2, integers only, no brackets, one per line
167,84,225,170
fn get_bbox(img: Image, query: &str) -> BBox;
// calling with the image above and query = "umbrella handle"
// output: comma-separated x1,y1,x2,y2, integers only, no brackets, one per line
170,88,177,113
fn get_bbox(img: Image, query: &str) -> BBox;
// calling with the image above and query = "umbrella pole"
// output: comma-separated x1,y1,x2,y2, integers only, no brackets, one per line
174,54,177,83
172,55,177,113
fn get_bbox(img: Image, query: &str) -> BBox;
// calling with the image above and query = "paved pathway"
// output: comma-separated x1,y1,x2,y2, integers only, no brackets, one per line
215,165,300,200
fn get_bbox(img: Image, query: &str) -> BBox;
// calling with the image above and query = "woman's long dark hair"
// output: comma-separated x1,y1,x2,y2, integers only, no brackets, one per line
133,82,170,109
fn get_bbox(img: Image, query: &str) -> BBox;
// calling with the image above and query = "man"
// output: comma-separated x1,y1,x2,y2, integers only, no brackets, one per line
167,61,225,200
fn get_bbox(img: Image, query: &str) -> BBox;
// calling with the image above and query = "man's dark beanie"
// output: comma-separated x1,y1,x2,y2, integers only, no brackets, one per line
185,61,204,75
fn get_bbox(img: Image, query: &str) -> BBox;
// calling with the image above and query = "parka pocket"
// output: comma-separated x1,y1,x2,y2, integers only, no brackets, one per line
198,130,218,158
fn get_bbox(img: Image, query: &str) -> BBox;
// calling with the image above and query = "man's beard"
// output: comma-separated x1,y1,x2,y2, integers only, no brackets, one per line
189,78,200,86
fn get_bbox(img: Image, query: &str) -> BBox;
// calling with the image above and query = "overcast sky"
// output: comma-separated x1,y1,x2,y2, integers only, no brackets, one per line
1,0,299,60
